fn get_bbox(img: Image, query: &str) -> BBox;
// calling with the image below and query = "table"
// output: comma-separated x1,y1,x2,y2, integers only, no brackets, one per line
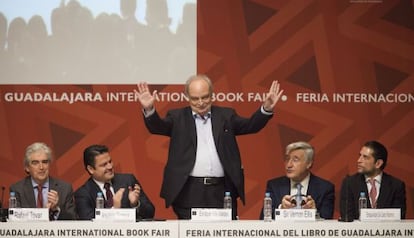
1,220,413,238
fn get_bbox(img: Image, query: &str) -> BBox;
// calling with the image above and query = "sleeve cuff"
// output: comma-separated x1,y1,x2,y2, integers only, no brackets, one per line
131,200,141,208
49,206,60,220
261,106,273,115
143,107,155,118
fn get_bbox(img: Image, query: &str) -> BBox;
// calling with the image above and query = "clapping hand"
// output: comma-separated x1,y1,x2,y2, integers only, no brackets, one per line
128,184,141,207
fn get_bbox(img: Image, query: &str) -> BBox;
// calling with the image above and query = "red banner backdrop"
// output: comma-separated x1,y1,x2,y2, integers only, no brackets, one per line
0,0,413,219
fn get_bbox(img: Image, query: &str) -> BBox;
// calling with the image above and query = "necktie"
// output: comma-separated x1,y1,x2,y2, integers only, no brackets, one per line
196,113,210,124
104,182,114,208
295,183,302,209
37,184,43,208
369,178,377,208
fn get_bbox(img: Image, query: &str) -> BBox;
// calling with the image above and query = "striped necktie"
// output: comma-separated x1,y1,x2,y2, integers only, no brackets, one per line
369,178,377,208
104,182,114,208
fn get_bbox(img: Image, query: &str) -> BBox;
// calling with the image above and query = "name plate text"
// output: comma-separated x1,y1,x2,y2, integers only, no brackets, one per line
360,208,401,221
8,208,49,222
94,208,136,222
274,209,316,221
191,208,231,221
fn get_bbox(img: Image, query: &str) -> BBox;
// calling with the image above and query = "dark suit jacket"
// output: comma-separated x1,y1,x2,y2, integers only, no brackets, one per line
74,173,155,220
10,176,77,220
340,172,406,220
144,105,272,207
259,173,335,219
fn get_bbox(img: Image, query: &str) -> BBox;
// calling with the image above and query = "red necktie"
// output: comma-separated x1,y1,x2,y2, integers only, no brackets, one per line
369,178,377,208
104,183,114,208
37,184,43,208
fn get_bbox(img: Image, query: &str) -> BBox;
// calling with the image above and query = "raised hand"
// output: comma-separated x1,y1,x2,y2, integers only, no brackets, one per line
135,82,158,111
113,188,125,208
47,190,59,210
262,80,284,112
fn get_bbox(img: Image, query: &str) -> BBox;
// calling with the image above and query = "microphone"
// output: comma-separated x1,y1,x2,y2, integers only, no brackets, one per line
0,186,6,222
0,186,4,208
339,175,354,222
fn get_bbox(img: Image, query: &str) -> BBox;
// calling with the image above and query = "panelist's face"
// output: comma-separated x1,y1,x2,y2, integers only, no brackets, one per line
284,149,311,182
187,78,212,116
357,146,382,177
88,152,115,182
25,150,50,185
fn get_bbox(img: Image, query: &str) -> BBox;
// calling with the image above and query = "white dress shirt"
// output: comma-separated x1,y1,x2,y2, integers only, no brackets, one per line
365,173,382,203
290,173,310,196
190,112,224,177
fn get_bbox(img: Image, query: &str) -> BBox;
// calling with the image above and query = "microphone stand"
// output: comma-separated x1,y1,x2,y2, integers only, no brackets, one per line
0,186,4,208
339,176,353,222
0,186,7,222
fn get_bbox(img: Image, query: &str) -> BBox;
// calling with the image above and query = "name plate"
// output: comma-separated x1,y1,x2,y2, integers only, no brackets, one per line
8,208,49,222
274,209,316,221
94,208,136,222
191,208,232,221
360,208,401,221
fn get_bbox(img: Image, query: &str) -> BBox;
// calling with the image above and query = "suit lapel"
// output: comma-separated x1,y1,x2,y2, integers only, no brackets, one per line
376,173,389,208
49,177,57,192
283,182,291,197
357,174,371,207
23,177,36,207
110,174,130,207
307,174,317,197
111,174,121,192
184,107,197,149
280,177,291,197
210,106,223,147
87,178,102,198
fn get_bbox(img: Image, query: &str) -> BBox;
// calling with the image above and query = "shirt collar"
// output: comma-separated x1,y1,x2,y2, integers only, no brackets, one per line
192,111,211,119
365,172,382,184
31,178,49,188
290,173,310,189
93,178,110,190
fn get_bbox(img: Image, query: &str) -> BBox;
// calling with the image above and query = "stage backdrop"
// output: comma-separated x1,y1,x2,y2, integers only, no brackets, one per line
0,0,413,219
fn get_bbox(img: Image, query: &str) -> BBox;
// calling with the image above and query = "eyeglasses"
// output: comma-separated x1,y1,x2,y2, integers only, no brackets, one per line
30,160,50,166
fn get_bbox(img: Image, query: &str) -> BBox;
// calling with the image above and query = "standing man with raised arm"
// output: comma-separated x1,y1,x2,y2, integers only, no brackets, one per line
10,142,77,220
136,74,284,219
